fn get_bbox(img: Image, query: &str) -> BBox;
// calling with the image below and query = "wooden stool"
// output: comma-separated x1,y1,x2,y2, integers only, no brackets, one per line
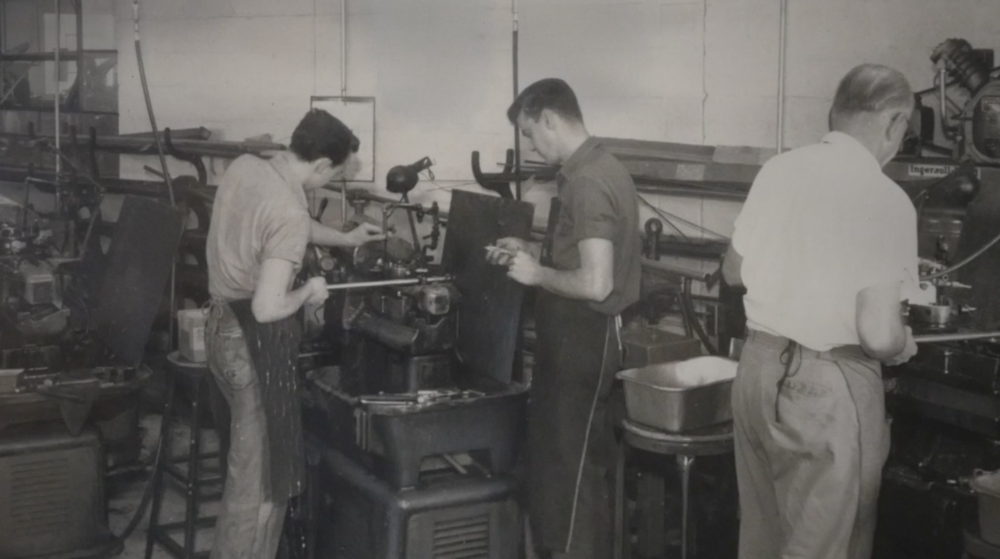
145,352,224,559
615,419,734,559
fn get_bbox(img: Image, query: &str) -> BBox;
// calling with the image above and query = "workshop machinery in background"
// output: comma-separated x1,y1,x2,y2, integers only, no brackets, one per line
874,44,1000,553
0,196,183,559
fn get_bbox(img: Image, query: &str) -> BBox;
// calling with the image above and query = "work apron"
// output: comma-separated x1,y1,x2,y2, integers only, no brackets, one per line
226,299,306,501
527,290,622,556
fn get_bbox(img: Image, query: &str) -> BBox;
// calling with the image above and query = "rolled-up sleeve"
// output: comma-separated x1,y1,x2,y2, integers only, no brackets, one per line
260,209,310,268
570,175,618,242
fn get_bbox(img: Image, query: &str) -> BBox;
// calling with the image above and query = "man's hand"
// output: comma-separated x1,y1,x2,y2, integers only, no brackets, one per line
506,251,545,286
344,223,385,247
486,237,526,266
304,276,329,306
884,326,917,366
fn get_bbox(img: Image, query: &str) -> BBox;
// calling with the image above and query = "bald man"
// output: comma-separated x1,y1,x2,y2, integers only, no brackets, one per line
722,64,919,559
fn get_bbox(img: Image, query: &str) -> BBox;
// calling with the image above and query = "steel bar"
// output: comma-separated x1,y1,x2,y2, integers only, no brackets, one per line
326,275,451,291
914,331,1000,344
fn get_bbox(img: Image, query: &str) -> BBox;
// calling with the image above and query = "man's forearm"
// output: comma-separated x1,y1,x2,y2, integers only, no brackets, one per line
536,266,610,302
310,220,352,247
252,283,312,323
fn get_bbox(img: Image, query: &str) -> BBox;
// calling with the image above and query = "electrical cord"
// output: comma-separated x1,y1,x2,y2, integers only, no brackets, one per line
922,230,1000,280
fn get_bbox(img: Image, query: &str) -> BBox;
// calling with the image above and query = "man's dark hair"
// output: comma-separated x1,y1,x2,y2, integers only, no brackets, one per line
507,78,584,125
290,108,360,165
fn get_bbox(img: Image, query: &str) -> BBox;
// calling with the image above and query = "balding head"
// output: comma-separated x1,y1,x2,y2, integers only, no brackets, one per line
828,64,914,166
829,64,913,130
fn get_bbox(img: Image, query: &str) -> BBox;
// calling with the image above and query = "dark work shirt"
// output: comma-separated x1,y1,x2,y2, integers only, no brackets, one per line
551,137,641,316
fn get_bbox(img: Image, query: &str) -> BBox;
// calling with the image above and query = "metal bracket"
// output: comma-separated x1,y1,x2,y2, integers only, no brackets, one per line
164,127,208,187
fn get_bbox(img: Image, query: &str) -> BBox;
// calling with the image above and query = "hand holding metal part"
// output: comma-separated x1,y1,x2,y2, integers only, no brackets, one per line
485,237,532,266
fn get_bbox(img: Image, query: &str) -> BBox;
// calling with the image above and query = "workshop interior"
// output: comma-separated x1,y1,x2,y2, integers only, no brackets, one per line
2,1,1000,559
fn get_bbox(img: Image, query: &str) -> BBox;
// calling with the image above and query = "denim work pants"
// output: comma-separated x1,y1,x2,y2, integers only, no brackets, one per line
206,303,287,559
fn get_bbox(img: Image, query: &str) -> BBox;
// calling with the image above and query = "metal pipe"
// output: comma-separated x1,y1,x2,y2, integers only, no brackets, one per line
776,0,787,152
914,331,1000,344
341,0,347,97
133,0,174,207
326,276,451,291
54,0,60,176
938,68,954,141
641,257,711,283
512,0,521,200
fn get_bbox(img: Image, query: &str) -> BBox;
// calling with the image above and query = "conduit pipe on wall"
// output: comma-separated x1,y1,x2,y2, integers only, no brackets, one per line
776,0,788,152
512,0,521,200
341,0,347,97
54,0,60,176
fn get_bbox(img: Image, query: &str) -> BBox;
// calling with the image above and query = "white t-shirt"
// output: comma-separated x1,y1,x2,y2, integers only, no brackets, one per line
732,131,919,352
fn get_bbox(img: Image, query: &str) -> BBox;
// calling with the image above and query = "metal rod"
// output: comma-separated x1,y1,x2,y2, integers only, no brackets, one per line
54,0,61,176
512,0,521,200
641,257,711,283
326,276,451,291
914,331,1000,344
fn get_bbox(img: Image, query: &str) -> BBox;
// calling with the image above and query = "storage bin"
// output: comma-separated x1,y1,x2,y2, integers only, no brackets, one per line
617,356,738,432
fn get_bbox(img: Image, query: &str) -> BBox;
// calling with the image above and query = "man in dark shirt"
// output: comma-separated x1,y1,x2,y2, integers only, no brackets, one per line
487,78,640,559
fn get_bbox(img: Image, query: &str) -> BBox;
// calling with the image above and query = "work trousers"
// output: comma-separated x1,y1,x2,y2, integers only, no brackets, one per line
528,293,621,559
732,329,890,559
206,304,287,559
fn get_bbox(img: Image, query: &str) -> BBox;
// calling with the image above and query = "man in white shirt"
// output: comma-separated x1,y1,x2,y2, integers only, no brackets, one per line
722,64,919,559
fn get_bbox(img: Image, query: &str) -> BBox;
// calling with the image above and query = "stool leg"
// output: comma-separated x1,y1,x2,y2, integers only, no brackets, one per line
678,455,695,559
184,377,204,558
145,372,178,559
614,440,625,559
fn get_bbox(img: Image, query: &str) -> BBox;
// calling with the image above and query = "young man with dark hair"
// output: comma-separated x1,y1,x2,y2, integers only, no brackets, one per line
205,108,383,559
488,78,641,559
723,64,918,559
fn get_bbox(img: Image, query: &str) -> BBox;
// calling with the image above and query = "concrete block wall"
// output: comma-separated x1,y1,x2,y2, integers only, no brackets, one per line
109,0,1000,266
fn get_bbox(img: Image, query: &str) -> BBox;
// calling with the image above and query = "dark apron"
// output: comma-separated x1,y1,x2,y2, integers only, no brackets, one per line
527,290,622,553
228,299,306,501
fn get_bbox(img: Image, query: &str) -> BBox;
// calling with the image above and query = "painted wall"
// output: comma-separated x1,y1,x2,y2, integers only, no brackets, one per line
108,0,1000,249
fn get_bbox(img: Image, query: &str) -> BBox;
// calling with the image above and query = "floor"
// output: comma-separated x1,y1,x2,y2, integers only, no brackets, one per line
107,413,222,559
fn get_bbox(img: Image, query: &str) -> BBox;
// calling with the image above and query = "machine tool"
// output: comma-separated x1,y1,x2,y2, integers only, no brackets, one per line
297,190,533,559
929,39,1000,164
875,154,1000,557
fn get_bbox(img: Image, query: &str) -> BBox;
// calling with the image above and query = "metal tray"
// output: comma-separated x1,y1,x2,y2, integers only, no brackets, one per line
617,356,737,432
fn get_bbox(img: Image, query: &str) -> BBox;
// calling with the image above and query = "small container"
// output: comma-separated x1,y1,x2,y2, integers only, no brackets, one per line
177,308,208,363
617,356,738,432
971,469,1000,545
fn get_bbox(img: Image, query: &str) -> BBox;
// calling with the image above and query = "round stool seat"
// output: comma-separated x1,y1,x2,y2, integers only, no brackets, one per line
623,418,734,457
167,351,210,377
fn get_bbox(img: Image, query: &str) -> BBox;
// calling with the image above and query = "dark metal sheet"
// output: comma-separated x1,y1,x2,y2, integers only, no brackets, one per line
90,196,184,366
442,190,534,385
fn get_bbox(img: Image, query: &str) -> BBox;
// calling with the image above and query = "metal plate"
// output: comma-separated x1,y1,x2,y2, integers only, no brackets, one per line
90,196,184,366
442,190,534,386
